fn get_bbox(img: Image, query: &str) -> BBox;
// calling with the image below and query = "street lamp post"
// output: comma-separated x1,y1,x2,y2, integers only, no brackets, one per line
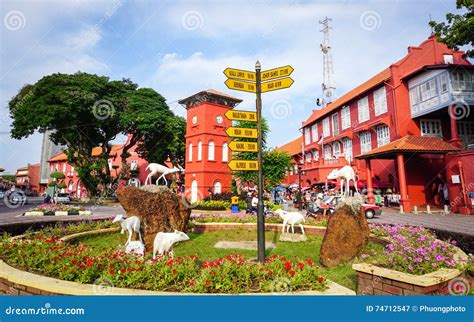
297,161,306,211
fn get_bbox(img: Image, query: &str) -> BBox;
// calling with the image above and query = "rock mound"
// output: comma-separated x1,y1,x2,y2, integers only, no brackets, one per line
320,201,370,267
116,185,191,250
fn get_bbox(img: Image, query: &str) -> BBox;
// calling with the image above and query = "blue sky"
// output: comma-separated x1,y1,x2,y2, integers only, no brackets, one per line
0,0,468,174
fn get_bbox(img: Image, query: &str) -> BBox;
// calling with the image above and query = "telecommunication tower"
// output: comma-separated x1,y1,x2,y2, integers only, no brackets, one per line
319,17,335,101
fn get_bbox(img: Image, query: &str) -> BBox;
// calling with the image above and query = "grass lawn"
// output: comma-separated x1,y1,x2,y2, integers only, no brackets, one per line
77,229,385,291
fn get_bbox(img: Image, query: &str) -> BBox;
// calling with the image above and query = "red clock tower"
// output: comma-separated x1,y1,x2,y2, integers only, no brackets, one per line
178,89,243,202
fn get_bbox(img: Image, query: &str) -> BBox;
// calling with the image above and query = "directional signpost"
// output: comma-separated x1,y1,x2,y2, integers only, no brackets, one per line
228,141,258,152
223,62,294,263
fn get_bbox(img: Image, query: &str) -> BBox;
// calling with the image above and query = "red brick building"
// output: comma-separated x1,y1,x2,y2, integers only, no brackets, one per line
15,163,41,195
179,89,242,202
279,36,473,214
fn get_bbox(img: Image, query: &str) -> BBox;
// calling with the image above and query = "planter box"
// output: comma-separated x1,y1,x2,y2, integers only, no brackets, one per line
78,211,92,216
24,211,44,216
54,211,68,216
68,211,79,216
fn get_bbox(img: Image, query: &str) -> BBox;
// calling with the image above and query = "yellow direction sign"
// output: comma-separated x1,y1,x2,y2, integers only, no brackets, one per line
226,127,258,139
228,160,259,171
228,141,258,152
261,65,294,81
223,68,256,82
261,77,294,93
224,79,256,93
225,110,257,122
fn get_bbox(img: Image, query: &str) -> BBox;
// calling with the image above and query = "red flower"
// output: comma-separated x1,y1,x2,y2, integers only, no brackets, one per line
298,263,305,270
63,267,67,271
305,259,313,266
109,269,115,275
202,262,208,268
136,267,141,272
268,270,273,275
318,276,325,283
87,259,94,267
136,260,142,265
66,252,72,257
72,260,79,265
209,262,214,267
120,268,126,274
12,244,17,248
190,255,196,260
290,270,295,277
210,270,215,276
79,264,85,269
280,257,287,262
284,262,292,271
167,260,174,267
99,265,105,269
127,267,133,272
172,269,177,275
205,280,211,287
189,280,195,287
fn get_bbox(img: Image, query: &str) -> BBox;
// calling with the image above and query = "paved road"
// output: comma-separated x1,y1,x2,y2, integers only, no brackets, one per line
369,209,474,237
0,203,124,227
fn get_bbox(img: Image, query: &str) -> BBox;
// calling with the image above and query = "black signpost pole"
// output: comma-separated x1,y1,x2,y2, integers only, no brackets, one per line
255,60,265,263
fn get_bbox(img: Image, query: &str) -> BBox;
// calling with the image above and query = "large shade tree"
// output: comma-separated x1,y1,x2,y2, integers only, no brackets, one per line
9,72,185,196
429,0,474,58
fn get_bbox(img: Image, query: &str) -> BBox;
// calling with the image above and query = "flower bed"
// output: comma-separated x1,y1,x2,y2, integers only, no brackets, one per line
353,224,469,295
25,203,89,216
191,200,283,211
0,224,329,294
191,212,327,227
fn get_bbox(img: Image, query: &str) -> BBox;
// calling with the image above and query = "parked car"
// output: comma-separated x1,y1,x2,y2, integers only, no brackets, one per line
317,195,382,219
53,193,71,204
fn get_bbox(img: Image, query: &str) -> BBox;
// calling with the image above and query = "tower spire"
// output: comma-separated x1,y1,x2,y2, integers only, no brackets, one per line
319,17,335,100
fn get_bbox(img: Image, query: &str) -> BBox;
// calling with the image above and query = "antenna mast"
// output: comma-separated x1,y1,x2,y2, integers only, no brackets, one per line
320,17,335,100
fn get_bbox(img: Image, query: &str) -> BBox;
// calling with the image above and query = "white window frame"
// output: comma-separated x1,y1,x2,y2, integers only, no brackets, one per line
342,138,353,162
305,152,312,163
197,141,202,161
312,149,319,161
332,141,341,157
373,86,387,116
376,125,390,147
360,131,372,154
341,106,351,130
222,143,228,162
420,79,437,102
311,123,318,142
331,113,339,136
130,160,138,170
357,96,369,123
420,119,442,137
213,181,221,194
322,117,330,137
188,143,193,162
323,145,332,160
304,127,311,145
208,141,215,161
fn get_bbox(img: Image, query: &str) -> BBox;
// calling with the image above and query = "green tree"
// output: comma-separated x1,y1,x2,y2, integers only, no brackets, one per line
48,171,66,201
232,118,292,190
429,0,474,57
9,72,185,196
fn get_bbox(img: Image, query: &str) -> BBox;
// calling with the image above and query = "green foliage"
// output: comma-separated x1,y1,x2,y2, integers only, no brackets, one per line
58,181,67,189
0,174,15,183
50,171,66,180
191,200,231,210
429,0,474,57
231,118,292,189
8,73,185,196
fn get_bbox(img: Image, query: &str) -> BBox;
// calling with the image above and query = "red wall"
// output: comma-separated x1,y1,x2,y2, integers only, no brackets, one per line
446,151,474,214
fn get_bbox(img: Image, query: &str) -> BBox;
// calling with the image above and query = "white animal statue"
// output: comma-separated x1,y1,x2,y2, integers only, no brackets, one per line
125,241,145,257
275,209,306,235
152,230,190,260
327,165,359,197
112,214,143,246
145,163,184,186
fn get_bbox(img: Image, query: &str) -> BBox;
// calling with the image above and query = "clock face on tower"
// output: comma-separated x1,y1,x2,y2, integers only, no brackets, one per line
216,115,223,124
192,115,198,124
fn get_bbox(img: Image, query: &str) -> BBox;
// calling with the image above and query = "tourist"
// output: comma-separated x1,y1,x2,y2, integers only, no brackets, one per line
251,193,258,214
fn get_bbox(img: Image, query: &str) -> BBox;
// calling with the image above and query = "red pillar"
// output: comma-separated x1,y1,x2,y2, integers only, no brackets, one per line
365,159,374,204
449,104,463,148
396,153,410,213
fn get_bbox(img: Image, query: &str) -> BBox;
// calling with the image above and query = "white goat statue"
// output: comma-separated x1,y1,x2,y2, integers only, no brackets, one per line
125,241,145,257
112,214,143,246
275,209,306,235
152,230,190,260
144,163,184,186
327,165,359,197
